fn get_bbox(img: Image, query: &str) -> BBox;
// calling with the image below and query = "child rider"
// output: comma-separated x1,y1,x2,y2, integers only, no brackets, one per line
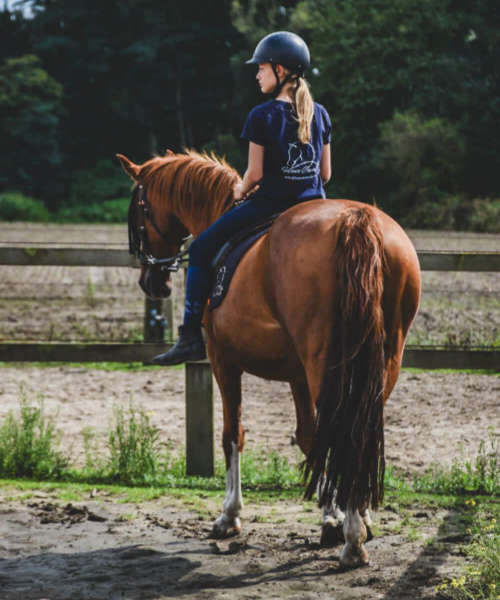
153,31,332,366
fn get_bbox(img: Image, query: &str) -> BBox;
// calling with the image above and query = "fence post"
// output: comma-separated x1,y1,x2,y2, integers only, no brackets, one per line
164,295,173,341
185,360,214,476
143,298,164,342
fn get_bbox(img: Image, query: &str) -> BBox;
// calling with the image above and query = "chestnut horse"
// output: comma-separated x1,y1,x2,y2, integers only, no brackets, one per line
117,150,421,568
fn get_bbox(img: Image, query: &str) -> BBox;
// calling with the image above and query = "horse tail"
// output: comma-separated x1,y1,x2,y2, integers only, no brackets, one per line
305,205,386,511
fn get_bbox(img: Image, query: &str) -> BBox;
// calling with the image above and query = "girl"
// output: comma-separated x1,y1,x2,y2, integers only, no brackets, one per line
154,31,332,365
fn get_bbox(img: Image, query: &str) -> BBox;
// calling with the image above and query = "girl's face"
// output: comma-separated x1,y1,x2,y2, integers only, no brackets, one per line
256,62,279,94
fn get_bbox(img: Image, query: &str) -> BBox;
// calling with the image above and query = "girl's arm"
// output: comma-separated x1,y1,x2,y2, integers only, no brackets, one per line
233,142,264,201
320,143,331,184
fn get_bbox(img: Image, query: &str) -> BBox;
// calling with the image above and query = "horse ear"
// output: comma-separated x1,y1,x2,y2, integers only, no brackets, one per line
116,153,140,180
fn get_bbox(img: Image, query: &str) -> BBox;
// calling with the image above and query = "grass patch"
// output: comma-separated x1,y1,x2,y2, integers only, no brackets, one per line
0,362,182,372
1,391,497,499
402,368,500,377
0,393,304,492
413,432,499,496
0,390,68,479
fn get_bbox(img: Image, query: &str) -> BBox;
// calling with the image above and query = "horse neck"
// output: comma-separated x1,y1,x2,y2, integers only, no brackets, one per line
173,169,237,237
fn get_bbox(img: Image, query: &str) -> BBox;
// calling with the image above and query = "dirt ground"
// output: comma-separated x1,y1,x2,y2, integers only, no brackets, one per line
0,366,498,599
0,484,469,600
0,224,499,599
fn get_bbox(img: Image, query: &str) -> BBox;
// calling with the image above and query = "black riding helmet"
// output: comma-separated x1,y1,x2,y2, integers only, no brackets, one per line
246,31,310,96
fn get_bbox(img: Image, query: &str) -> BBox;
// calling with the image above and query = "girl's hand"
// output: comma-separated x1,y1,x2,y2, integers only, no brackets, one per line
233,182,245,202
233,182,260,203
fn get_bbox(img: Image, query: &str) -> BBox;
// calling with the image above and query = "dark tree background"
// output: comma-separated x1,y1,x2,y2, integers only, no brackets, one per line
0,0,499,228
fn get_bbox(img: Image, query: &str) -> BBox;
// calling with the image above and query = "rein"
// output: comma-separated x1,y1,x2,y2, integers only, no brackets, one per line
128,182,237,272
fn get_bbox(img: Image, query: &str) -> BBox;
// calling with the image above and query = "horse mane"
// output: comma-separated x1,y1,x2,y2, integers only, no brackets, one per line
138,150,241,225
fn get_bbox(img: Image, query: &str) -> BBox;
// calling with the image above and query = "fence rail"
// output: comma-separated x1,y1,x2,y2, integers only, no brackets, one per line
0,342,498,371
1,246,500,271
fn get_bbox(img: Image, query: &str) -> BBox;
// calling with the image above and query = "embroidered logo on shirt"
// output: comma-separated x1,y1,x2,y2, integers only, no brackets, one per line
281,142,320,181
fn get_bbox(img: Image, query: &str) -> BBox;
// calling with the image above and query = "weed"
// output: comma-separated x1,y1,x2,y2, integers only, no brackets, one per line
239,449,302,490
407,526,421,542
0,390,68,479
413,432,499,496
107,403,162,485
435,516,499,599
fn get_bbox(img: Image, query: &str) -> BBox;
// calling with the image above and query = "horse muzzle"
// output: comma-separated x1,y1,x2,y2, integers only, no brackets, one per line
139,267,172,299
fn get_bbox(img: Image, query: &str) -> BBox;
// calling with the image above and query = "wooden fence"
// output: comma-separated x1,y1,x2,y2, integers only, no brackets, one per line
1,245,499,476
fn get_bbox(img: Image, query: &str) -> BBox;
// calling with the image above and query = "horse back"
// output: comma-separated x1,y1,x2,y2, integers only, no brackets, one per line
206,199,420,380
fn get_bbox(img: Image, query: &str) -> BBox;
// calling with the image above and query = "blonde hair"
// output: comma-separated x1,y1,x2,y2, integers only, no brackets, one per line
292,77,314,144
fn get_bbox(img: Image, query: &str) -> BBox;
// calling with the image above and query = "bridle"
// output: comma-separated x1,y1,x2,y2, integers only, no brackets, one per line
128,180,241,272
128,183,191,272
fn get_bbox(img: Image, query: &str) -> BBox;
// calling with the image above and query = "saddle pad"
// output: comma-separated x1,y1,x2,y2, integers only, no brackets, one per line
209,215,279,311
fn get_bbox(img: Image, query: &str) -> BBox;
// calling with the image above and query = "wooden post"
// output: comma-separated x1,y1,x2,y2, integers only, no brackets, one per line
185,360,214,476
143,298,164,342
164,295,174,341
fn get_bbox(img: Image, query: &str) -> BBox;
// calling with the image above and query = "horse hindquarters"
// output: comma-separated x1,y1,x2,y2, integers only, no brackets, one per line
305,206,386,515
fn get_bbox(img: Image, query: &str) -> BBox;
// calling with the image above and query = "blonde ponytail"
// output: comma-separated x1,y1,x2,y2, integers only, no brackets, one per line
293,77,314,144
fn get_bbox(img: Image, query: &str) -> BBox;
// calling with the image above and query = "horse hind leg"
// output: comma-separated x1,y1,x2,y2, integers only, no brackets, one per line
339,503,370,569
290,380,346,547
320,488,345,547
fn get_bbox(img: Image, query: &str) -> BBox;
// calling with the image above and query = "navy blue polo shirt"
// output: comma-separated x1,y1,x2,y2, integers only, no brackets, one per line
241,99,331,202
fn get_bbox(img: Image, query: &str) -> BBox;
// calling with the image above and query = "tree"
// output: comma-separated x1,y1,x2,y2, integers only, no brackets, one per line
305,0,500,205
25,0,242,168
0,54,63,202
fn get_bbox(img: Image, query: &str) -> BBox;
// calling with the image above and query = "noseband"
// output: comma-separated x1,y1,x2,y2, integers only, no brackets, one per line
128,184,190,272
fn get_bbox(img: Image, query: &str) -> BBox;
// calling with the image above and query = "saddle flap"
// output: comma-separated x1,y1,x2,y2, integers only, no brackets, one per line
209,214,280,311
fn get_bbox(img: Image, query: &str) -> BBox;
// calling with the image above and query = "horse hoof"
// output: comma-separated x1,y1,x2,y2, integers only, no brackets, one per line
211,516,241,539
320,519,344,547
339,544,370,569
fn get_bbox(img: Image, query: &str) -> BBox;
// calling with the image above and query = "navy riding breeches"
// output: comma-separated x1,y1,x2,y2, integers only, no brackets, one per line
183,197,306,329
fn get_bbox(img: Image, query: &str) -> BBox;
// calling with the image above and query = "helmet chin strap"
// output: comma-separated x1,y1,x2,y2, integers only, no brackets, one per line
271,63,294,98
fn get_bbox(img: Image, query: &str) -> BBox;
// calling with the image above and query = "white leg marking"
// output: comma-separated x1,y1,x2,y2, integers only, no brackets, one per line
339,505,369,568
318,483,346,546
323,501,346,525
362,508,373,528
212,442,243,537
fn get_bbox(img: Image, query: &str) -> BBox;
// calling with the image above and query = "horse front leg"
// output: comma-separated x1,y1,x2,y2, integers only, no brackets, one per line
211,361,244,538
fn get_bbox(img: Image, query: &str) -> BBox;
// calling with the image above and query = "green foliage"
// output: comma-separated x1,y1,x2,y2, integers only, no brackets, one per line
0,54,63,202
375,111,465,219
106,403,161,485
468,199,500,233
413,434,499,496
306,0,500,205
0,190,49,221
68,159,132,205
240,449,302,490
51,159,131,223
202,133,247,175
1,1,498,229
436,514,499,599
402,195,463,230
0,392,68,479
54,197,129,223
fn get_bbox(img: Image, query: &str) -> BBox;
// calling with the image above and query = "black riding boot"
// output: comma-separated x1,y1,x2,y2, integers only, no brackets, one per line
152,325,206,366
